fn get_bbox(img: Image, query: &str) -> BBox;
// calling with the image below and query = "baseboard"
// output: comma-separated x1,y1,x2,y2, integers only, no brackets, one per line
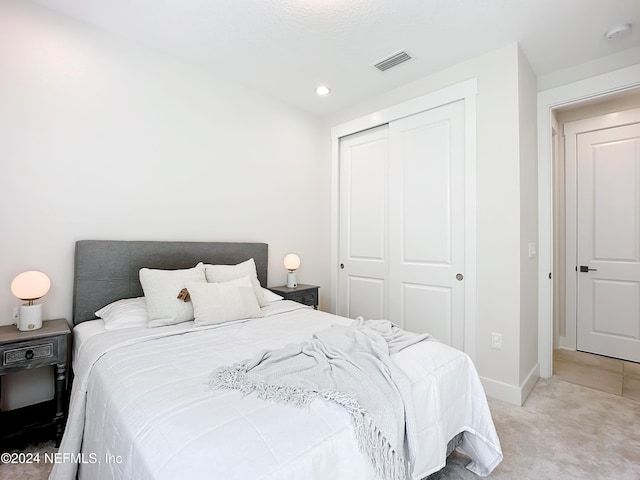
481,362,540,406
520,362,540,404
558,335,575,350
480,377,521,405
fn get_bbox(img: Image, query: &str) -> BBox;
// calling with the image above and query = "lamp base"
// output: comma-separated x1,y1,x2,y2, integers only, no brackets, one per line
286,272,298,289
17,304,43,331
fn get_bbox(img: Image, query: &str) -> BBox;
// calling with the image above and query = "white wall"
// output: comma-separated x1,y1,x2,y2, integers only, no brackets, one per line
517,47,539,399
325,44,534,403
0,1,329,408
538,45,640,92
0,1,330,324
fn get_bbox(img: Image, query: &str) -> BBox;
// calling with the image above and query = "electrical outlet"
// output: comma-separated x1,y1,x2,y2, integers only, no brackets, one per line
491,332,503,350
13,306,20,320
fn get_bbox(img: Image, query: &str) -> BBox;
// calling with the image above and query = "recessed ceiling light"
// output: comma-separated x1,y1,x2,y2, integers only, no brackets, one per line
605,24,632,40
315,85,331,96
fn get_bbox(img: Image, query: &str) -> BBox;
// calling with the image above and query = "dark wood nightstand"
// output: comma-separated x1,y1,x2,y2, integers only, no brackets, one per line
269,284,319,309
0,319,71,446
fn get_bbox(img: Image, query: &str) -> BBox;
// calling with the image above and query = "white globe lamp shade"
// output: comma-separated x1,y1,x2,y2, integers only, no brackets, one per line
11,271,50,331
11,271,50,301
283,254,301,271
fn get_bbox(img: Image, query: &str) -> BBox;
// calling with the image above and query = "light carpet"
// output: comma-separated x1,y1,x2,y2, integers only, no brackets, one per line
1,377,639,480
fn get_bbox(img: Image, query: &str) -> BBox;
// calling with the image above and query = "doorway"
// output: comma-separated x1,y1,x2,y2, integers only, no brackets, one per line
539,81,640,376
546,85,640,378
566,108,640,363
537,63,640,378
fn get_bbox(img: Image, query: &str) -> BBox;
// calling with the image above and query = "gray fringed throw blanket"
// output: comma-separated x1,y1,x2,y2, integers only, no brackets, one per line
208,319,430,480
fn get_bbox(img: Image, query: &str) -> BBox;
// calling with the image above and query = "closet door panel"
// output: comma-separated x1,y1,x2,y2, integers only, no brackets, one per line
402,283,452,344
389,100,465,348
338,126,389,320
346,276,385,321
400,119,451,265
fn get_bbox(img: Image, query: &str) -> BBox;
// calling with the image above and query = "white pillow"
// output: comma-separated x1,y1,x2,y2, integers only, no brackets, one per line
140,264,206,328
187,276,263,327
204,258,266,306
262,288,283,303
95,297,148,330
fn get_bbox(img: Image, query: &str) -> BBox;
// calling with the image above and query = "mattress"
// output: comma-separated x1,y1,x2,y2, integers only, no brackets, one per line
51,301,502,480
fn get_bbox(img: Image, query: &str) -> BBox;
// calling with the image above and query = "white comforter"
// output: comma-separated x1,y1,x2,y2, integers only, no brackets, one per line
50,301,502,480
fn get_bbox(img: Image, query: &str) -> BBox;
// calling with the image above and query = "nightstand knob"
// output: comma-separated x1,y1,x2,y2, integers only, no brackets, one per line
25,349,34,360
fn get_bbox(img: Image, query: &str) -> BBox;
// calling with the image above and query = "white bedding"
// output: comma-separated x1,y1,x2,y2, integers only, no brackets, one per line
50,301,502,480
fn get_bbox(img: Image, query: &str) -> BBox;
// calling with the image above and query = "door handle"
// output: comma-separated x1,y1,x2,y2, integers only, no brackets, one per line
579,265,597,273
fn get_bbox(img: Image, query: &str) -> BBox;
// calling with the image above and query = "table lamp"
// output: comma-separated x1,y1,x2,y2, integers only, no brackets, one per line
11,270,51,331
283,254,301,288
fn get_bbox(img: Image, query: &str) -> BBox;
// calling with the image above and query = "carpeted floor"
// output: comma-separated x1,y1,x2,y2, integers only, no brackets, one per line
0,438,57,480
431,377,640,479
1,377,639,479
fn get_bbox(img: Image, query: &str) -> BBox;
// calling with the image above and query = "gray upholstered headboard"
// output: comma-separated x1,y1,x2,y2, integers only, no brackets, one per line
73,240,268,325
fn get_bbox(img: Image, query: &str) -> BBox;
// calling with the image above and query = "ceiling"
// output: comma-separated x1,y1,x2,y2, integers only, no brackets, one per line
31,0,640,117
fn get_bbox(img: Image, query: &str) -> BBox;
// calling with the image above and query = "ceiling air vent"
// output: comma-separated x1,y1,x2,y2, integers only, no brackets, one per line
373,50,412,72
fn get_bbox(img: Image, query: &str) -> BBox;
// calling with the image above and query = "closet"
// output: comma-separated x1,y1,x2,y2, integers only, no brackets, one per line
337,99,467,349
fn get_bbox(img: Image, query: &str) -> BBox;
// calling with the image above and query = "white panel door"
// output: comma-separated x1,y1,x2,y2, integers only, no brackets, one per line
389,100,465,348
576,122,640,363
337,126,389,320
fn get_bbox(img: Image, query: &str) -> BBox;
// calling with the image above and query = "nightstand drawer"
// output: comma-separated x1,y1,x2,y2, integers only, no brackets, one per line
3,341,56,366
268,284,320,309
288,291,318,307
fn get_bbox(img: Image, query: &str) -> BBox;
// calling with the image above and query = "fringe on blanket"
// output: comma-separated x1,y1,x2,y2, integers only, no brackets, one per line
209,365,409,480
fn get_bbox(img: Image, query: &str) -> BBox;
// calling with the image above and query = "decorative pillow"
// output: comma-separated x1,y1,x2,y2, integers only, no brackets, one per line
139,264,206,328
95,297,148,330
203,258,266,306
262,288,283,303
186,276,263,326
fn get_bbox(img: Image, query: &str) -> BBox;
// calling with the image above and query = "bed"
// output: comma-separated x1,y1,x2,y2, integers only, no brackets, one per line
50,240,502,480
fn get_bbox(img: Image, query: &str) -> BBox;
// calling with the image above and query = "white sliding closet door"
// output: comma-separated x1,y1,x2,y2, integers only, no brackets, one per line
337,126,389,321
389,100,465,347
338,100,466,349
